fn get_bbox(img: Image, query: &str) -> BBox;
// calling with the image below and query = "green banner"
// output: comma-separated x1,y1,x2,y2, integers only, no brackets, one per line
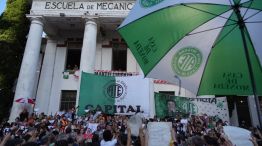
154,93,229,121
154,93,190,118
78,72,115,115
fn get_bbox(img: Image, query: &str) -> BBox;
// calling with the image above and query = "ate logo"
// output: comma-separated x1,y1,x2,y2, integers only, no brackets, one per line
104,80,127,100
182,102,198,114
107,83,123,98
171,47,202,77
140,0,165,8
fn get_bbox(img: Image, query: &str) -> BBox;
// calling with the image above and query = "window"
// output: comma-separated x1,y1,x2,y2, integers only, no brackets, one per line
65,49,81,71
60,90,76,111
112,43,127,71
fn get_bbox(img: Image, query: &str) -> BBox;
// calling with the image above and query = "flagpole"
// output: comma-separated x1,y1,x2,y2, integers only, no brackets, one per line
174,75,181,96
234,5,262,127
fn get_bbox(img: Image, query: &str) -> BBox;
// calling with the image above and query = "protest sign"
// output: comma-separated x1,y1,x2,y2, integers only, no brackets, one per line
147,122,172,146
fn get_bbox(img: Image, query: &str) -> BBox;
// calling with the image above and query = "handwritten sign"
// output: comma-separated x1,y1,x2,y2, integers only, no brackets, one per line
147,122,172,146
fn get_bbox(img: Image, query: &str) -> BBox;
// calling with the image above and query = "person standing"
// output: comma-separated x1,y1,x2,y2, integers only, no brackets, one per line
167,100,176,117
19,108,29,122
100,130,117,146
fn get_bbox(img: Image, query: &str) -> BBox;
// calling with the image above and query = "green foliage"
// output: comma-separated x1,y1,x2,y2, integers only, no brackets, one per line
0,0,30,43
0,0,31,122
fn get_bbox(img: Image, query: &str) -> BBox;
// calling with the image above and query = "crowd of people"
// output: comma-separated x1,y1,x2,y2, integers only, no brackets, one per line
0,108,261,146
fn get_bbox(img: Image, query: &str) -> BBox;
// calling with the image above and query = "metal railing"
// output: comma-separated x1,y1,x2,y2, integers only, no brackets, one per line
63,69,169,84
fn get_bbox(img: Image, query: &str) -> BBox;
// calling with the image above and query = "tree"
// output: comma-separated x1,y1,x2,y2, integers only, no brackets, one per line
0,0,31,121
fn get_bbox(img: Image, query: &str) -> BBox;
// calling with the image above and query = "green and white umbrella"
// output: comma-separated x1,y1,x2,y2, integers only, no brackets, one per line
118,0,262,96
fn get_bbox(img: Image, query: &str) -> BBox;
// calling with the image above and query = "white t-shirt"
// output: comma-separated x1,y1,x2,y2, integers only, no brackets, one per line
180,118,188,124
100,139,117,146
180,118,188,132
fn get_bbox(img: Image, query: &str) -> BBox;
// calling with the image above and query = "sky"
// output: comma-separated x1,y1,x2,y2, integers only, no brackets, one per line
0,0,7,15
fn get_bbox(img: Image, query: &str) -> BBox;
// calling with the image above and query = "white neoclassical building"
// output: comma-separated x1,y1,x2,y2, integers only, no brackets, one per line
9,0,260,127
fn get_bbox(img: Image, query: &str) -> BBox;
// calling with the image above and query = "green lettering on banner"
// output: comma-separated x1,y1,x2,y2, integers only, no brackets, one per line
133,37,157,65
213,72,250,92
182,102,198,115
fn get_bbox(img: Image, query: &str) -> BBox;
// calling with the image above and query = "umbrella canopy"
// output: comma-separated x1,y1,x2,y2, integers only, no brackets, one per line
118,0,262,96
15,98,35,104
223,126,252,146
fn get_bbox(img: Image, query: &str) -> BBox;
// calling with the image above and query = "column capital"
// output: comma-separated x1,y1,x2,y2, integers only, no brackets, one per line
30,16,44,26
82,16,98,25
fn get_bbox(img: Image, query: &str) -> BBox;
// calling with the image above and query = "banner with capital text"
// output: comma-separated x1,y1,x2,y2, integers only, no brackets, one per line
78,72,151,116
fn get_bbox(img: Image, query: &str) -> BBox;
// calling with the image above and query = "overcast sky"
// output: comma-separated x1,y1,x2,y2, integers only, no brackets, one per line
0,0,7,15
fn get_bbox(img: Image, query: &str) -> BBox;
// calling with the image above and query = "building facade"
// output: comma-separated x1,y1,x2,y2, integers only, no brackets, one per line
9,0,260,127
9,0,194,121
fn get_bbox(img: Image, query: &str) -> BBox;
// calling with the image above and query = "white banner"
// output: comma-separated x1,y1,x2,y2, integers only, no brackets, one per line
114,75,151,115
187,97,229,122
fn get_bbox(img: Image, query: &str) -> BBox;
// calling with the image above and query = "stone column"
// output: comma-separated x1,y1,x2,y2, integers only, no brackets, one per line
76,18,97,108
9,17,44,122
35,39,57,114
230,102,239,126
79,18,97,73
248,95,260,127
